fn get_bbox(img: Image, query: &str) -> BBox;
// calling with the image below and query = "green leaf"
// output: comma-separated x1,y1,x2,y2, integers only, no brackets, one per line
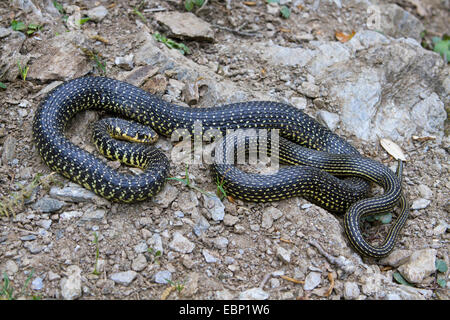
437,278,447,288
378,212,392,224
393,272,413,287
78,17,91,25
280,6,291,19
433,39,450,62
185,0,194,11
53,1,65,14
11,20,27,31
435,259,448,273
194,0,205,6
0,82,6,89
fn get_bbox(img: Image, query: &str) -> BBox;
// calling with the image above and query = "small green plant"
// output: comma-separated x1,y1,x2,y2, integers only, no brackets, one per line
133,1,147,23
280,6,291,19
79,47,107,74
153,32,190,55
92,232,101,275
432,35,450,62
78,17,91,26
17,60,29,81
215,176,227,200
0,82,6,89
166,279,185,293
147,248,162,264
1,269,35,300
393,271,413,287
435,259,448,288
185,0,205,12
11,20,42,36
167,165,213,196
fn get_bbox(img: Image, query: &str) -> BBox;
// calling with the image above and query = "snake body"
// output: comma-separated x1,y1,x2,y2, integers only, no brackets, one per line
32,76,408,257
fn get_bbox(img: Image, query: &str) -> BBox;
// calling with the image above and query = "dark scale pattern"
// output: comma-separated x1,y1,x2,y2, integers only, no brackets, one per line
33,76,408,257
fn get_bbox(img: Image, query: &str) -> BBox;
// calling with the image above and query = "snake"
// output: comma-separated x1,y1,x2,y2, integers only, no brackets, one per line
32,76,409,258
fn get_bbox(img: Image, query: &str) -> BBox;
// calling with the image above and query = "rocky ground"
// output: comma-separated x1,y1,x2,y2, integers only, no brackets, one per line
0,0,448,300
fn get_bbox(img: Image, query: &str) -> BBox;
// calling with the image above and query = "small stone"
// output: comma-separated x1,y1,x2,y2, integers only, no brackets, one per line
223,214,239,226
60,210,83,221
379,249,412,267
60,265,82,300
86,5,108,22
261,206,283,229
4,260,18,275
317,110,340,131
411,198,431,210
276,246,291,264
134,242,148,254
212,236,229,250
23,242,44,254
343,282,360,300
1,135,17,164
417,184,433,199
398,249,437,284
153,184,178,208
181,272,199,297
239,287,269,300
110,271,138,286
193,216,210,236
154,270,172,284
33,197,65,213
50,185,96,202
36,219,52,230
154,12,215,42
298,81,320,98
132,254,148,272
147,233,164,256
203,194,225,221
80,209,106,222
304,272,321,290
48,271,60,281
0,26,12,38
31,277,43,291
115,54,134,71
290,96,307,110
202,249,219,263
169,232,195,253
20,234,37,241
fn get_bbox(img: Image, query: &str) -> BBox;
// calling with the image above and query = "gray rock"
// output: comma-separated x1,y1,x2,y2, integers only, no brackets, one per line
20,234,37,241
152,184,178,208
411,198,431,210
238,287,269,300
304,272,321,290
154,270,172,284
115,54,134,71
169,232,195,253
33,197,65,213
134,242,148,254
147,233,164,256
378,4,424,42
317,110,340,131
193,215,210,236
1,135,17,164
48,271,60,281
86,5,108,22
223,214,239,226
80,209,106,222
212,236,229,250
398,249,437,284
417,184,433,199
379,249,412,267
131,254,148,272
343,282,360,300
154,12,214,42
4,260,18,275
24,241,43,254
60,265,82,300
31,277,43,290
261,206,283,229
298,81,320,98
110,271,138,286
60,210,83,221
0,27,12,38
36,219,52,230
202,249,219,263
203,194,225,221
276,246,291,264
49,185,97,202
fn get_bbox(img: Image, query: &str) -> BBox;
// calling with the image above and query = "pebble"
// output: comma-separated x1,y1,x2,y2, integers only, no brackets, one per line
304,272,321,290
36,219,52,230
20,234,37,241
223,214,239,226
23,242,44,254
411,198,431,210
154,12,215,42
132,254,148,272
203,194,225,221
50,185,97,202
147,233,164,255
238,287,269,300
4,260,18,275
60,210,83,221
343,282,360,300
80,209,106,222
417,184,433,199
1,135,17,164
153,184,178,208
60,265,82,300
276,246,291,264
48,271,61,281
261,206,283,229
33,197,65,213
169,232,195,253
110,271,138,286
379,249,412,267
193,216,210,236
212,236,229,250
31,277,43,290
154,270,172,284
398,249,437,284
115,54,134,71
134,241,148,254
0,26,12,38
317,110,340,131
202,249,219,263
86,5,108,22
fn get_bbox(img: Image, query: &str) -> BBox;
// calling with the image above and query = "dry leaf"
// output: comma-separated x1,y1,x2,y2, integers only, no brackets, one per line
380,138,406,161
412,135,436,142
243,1,256,6
335,30,356,43
280,275,305,284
